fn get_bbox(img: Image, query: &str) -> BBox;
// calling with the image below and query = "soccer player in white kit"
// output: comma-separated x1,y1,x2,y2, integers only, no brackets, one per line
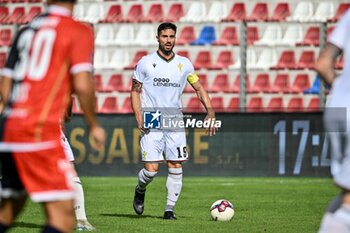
131,22,217,219
62,98,95,231
316,10,350,233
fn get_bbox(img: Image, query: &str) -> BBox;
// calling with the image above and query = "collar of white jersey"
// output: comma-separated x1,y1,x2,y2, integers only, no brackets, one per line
156,50,175,63
48,5,72,17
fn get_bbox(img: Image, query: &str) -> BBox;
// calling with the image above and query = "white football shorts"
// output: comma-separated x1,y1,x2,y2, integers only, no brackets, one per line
140,130,188,163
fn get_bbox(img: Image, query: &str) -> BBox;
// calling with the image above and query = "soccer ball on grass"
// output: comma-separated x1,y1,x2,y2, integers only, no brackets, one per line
210,199,234,221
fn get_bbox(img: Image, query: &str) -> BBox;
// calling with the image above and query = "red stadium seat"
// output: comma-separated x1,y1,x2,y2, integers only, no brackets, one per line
335,55,344,69
296,26,319,46
250,73,271,93
143,3,164,22
226,97,240,112
286,97,304,112
185,97,206,113
247,3,269,21
125,50,148,70
124,77,133,92
295,51,315,70
271,51,296,70
177,26,196,45
269,3,291,21
193,51,212,70
177,50,190,59
94,74,105,92
247,97,264,112
270,74,291,93
22,6,42,24
213,26,239,46
328,3,350,22
327,26,335,38
120,96,133,113
10,0,25,3
222,3,246,22
0,52,6,68
307,97,320,111
100,96,119,113
210,73,230,93
290,74,311,93
232,74,251,93
209,50,234,69
72,98,82,114
165,3,184,22
247,26,259,45
184,74,208,93
105,74,125,92
211,97,225,112
124,4,144,22
0,28,13,47
6,7,25,24
0,7,9,24
100,4,123,23
266,97,284,112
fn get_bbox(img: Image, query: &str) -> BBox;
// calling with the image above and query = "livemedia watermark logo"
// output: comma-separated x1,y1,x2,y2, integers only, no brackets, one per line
143,109,221,131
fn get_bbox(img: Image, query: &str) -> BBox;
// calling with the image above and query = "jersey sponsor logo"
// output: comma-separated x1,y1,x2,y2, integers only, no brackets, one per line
153,78,180,87
143,110,162,129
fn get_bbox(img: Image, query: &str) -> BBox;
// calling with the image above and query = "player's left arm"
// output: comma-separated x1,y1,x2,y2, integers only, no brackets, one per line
189,75,217,136
0,29,22,114
0,76,12,114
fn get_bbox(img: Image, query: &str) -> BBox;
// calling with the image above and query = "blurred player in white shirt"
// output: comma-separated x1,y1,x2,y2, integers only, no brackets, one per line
316,9,350,233
62,98,95,231
131,22,217,220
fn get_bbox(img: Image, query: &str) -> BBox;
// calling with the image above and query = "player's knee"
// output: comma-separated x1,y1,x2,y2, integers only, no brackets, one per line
144,163,159,173
167,161,182,169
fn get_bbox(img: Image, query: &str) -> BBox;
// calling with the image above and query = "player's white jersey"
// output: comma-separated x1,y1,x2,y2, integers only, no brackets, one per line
133,51,195,109
328,10,350,108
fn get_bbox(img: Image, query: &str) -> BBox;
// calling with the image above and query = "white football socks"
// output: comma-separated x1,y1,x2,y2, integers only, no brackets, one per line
166,167,183,212
138,168,157,192
73,177,87,220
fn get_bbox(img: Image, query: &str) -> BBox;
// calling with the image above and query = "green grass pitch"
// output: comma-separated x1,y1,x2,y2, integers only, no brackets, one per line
11,177,338,233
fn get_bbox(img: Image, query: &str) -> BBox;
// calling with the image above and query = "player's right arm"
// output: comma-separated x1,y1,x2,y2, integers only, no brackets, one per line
131,79,148,134
131,58,148,134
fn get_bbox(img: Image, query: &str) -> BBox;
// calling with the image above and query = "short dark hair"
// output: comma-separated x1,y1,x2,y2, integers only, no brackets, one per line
157,22,177,36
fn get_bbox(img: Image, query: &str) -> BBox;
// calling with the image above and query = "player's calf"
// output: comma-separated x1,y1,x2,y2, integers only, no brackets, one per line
133,168,157,215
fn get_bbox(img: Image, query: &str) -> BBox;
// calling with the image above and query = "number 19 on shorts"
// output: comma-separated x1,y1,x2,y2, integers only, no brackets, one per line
176,146,187,159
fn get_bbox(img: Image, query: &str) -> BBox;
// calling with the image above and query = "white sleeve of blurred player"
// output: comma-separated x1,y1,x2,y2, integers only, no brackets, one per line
61,131,75,162
329,10,350,49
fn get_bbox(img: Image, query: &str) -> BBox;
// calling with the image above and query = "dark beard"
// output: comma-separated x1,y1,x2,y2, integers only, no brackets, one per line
159,44,173,56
